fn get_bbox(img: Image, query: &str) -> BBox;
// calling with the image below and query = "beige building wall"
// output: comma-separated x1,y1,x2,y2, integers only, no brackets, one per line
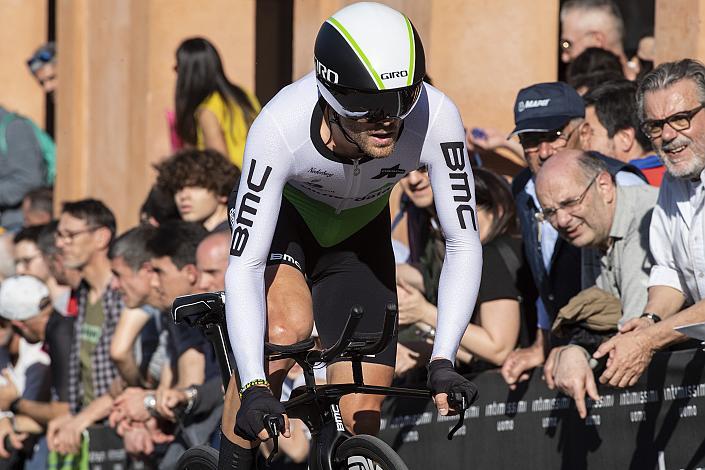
0,0,46,126
55,0,255,231
654,0,705,64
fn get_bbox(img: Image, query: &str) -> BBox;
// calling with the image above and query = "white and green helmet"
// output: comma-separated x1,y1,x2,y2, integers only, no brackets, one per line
314,2,426,121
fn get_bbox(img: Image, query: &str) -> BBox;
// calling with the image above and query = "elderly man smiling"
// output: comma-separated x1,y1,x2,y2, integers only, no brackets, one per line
593,59,705,388
535,149,657,417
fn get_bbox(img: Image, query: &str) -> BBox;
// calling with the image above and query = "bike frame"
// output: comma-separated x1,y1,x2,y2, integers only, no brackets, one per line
172,293,456,470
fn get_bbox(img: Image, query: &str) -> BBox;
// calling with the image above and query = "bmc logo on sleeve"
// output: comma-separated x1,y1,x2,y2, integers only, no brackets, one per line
230,159,273,256
440,142,477,231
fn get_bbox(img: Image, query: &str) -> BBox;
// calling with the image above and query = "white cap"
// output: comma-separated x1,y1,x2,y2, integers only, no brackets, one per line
0,276,50,321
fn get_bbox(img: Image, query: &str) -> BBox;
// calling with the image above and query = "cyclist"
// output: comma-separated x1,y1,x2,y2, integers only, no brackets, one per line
222,2,482,467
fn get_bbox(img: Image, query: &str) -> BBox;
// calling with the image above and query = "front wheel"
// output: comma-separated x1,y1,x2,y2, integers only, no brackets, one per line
334,435,409,470
176,444,219,470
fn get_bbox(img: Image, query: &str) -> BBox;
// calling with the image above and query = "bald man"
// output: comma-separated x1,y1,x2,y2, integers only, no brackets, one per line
535,149,657,417
196,231,230,292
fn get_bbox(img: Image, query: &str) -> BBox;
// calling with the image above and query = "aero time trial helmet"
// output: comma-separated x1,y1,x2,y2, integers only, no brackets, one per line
314,2,426,122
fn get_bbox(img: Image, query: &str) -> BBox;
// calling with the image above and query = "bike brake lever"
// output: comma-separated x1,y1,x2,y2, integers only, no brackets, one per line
264,414,284,466
446,393,466,440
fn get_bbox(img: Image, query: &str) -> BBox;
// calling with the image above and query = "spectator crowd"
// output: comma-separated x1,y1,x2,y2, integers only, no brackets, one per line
2,0,705,468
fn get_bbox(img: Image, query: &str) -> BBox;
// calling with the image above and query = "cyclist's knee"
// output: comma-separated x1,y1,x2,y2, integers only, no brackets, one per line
339,394,385,435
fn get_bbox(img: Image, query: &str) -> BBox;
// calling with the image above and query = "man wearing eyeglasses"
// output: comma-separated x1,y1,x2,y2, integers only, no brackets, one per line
534,150,657,417
47,199,123,456
594,59,705,388
502,81,646,389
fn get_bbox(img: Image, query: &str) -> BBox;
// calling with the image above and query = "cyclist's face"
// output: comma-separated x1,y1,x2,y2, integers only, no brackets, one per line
174,186,225,225
338,116,402,158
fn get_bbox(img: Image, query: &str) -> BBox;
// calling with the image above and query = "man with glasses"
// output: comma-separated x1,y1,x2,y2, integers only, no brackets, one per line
46,199,122,456
502,81,646,389
27,43,57,98
559,0,637,80
534,150,656,417
594,59,705,387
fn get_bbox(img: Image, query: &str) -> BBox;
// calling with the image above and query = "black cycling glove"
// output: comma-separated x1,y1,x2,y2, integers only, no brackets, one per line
234,386,286,441
427,359,479,411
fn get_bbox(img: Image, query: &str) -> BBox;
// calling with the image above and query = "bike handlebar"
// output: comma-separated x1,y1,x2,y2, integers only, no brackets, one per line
316,305,363,363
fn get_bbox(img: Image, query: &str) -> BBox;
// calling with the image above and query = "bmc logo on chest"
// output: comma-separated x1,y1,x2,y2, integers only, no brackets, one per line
230,159,272,256
380,70,408,80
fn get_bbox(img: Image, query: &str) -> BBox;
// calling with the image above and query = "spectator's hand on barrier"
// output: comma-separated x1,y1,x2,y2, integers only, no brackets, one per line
551,346,600,419
501,345,544,390
619,317,653,334
543,346,565,389
144,417,175,445
123,425,154,457
427,358,478,416
52,414,88,455
47,413,73,452
156,388,187,421
111,387,150,426
593,331,655,388
0,370,19,410
395,343,422,377
397,280,433,326
0,417,26,459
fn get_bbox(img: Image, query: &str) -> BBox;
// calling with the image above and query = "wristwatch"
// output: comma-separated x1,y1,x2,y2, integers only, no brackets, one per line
183,386,198,414
143,394,157,415
640,312,662,323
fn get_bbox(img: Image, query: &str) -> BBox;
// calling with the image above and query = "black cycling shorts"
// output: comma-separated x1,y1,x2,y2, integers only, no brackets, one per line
267,196,398,367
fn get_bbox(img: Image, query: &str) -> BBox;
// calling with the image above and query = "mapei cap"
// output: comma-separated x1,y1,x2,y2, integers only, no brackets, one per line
510,82,585,137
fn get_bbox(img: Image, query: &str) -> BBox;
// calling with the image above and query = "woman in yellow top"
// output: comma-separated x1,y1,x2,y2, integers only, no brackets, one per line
174,37,260,169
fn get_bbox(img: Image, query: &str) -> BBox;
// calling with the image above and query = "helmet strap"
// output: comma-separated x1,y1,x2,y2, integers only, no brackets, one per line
326,106,365,157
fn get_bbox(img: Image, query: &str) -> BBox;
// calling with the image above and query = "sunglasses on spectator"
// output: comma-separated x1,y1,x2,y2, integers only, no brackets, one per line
518,127,576,153
559,31,598,53
538,174,598,222
27,50,54,72
641,104,705,139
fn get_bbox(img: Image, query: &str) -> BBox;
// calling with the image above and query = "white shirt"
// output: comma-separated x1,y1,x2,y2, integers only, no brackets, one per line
649,170,705,305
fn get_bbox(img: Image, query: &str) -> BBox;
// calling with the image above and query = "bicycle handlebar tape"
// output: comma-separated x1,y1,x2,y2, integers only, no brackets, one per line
427,359,479,408
234,386,286,442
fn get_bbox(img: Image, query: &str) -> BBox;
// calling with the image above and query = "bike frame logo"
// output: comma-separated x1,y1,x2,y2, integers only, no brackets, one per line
347,456,384,470
331,404,345,432
231,159,272,256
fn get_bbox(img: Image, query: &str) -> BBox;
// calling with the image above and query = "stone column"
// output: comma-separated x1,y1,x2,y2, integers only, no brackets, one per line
654,0,705,64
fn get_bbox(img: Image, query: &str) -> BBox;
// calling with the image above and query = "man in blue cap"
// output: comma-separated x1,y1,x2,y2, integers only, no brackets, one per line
500,81,646,389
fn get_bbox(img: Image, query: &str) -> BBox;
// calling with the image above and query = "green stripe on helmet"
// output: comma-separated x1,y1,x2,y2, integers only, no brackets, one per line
405,16,415,86
327,17,385,90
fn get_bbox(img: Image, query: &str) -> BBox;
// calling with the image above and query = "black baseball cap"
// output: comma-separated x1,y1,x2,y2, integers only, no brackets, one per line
509,82,585,137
